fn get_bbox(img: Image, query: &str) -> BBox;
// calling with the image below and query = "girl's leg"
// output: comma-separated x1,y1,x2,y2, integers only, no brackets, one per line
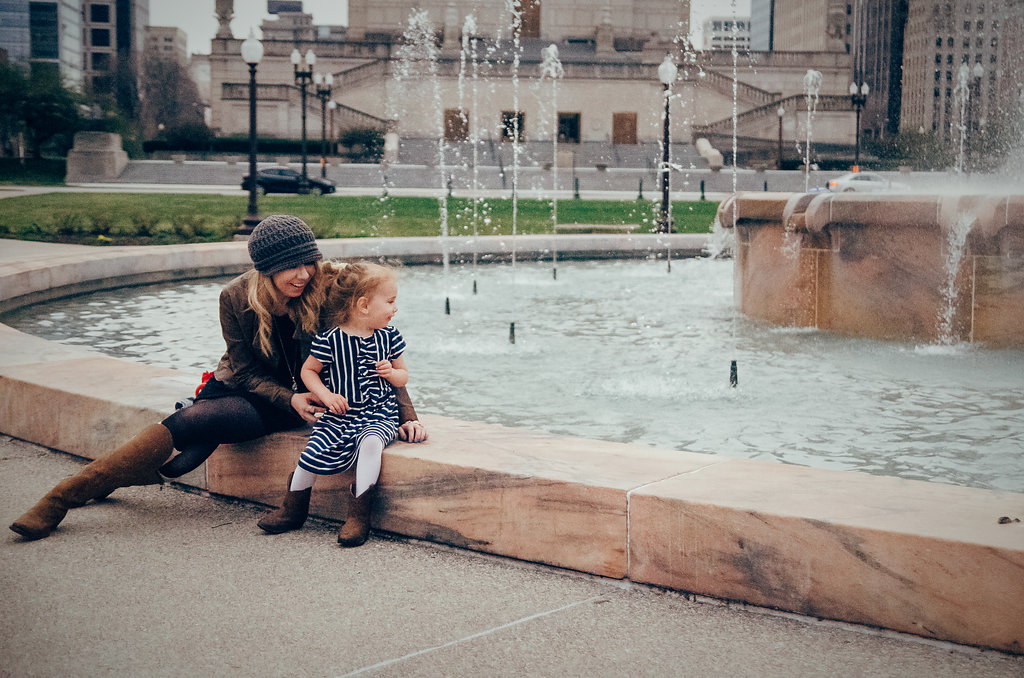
354,435,385,497
289,466,318,491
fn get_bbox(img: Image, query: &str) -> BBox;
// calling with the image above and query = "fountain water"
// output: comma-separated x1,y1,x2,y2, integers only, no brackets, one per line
937,211,975,345
6,258,1023,494
801,69,822,192
538,43,564,279
459,14,481,292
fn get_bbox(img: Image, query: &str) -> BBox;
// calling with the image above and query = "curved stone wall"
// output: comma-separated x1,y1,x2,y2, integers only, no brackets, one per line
718,192,1024,346
1,234,1021,653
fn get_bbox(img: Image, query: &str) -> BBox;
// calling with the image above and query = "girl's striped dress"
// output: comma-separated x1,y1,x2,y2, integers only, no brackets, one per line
298,325,406,475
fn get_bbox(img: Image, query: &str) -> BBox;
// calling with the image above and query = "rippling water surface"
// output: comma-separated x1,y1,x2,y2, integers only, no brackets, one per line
5,258,1023,493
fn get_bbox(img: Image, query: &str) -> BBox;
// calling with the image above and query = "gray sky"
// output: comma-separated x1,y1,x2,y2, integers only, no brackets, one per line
150,0,752,56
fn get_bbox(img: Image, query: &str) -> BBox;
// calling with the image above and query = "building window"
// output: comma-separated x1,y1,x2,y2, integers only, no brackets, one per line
90,3,110,22
91,28,110,47
91,52,111,71
935,37,942,46
444,109,468,142
501,111,524,142
612,112,638,145
557,113,580,143
29,2,59,59
963,21,970,30
935,54,942,64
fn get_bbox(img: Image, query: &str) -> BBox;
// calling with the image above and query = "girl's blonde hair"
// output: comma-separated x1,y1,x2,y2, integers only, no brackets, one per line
324,261,396,325
245,262,330,357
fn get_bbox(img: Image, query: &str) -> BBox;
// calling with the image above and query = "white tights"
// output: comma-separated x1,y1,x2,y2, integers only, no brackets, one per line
289,436,385,498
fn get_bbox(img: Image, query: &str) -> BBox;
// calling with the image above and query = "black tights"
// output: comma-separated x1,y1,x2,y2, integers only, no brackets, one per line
159,396,302,477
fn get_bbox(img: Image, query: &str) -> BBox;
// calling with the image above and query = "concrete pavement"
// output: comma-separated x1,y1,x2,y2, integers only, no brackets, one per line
3,435,1023,678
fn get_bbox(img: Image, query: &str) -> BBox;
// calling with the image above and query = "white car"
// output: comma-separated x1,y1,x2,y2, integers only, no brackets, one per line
826,171,908,193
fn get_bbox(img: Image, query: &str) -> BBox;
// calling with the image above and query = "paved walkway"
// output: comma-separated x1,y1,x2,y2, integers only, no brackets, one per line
3,436,1022,677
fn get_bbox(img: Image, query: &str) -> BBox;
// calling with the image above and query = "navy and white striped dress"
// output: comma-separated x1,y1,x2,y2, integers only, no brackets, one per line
298,325,406,475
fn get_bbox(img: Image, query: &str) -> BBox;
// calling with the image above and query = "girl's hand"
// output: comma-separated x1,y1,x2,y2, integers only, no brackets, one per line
290,392,326,423
322,392,349,415
376,359,393,378
397,420,428,443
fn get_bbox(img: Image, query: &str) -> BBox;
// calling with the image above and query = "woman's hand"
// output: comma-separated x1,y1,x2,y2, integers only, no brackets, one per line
397,420,428,443
290,392,327,423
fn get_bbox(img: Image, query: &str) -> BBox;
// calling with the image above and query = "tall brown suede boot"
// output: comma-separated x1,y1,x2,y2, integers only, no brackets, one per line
9,423,173,540
257,473,311,534
338,483,375,547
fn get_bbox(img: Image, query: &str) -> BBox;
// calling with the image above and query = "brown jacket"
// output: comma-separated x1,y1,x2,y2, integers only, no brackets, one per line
212,272,418,422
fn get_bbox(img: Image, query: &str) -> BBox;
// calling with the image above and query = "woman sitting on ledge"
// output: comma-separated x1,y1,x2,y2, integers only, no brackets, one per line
9,214,428,541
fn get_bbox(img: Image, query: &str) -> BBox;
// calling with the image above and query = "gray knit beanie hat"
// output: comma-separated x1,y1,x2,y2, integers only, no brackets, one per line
248,214,323,275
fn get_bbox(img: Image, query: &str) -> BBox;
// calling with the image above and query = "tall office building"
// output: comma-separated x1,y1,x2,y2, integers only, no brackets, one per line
82,0,149,97
702,16,751,51
145,25,186,65
749,0,850,53
749,0,774,51
852,0,908,140
0,0,83,86
899,0,1014,140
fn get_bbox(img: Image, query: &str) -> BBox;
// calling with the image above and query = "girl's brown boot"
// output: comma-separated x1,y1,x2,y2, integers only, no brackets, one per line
257,473,312,534
338,483,375,547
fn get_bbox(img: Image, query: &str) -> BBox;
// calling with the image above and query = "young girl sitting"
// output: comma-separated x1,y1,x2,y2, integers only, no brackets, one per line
257,262,409,546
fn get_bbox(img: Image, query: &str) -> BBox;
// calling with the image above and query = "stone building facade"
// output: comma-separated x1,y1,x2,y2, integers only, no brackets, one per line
899,0,1017,140
204,0,857,166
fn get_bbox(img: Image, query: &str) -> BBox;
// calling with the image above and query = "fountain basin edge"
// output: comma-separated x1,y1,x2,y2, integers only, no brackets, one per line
0,236,1021,654
718,191,1024,347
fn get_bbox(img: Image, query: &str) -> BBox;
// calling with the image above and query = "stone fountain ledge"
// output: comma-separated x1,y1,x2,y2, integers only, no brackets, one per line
0,235,1021,655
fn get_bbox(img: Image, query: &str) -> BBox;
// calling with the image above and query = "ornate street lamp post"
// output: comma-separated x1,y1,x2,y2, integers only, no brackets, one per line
776,106,785,170
291,48,316,193
314,71,333,179
239,29,263,236
657,54,677,234
849,81,869,169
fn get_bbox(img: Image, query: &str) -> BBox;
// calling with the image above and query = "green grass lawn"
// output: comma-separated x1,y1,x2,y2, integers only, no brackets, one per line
0,193,720,245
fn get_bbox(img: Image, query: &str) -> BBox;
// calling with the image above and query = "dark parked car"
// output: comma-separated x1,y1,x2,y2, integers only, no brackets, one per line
241,168,335,195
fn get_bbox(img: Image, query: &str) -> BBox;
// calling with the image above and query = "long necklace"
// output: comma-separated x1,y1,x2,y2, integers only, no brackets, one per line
274,315,299,392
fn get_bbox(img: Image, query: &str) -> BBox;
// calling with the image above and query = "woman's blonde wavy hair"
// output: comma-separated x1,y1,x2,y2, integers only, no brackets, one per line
244,261,335,357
